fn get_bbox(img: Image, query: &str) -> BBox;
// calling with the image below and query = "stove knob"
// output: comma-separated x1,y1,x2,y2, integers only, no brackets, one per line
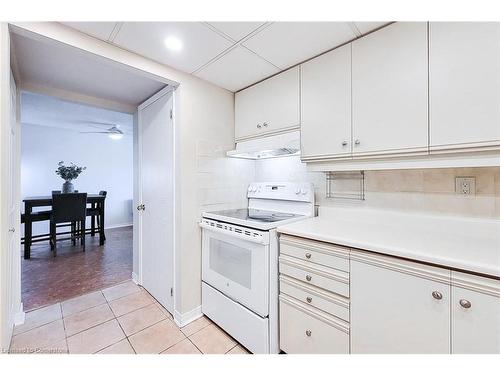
295,188,301,195
301,189,308,195
252,186,258,192
247,186,253,192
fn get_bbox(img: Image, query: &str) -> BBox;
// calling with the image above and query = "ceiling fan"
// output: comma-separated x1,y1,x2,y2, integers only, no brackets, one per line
79,121,125,140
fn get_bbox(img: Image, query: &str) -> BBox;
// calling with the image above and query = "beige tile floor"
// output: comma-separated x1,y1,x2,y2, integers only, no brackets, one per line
9,280,249,354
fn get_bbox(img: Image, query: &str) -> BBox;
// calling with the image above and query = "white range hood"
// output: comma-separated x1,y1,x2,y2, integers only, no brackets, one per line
227,131,300,160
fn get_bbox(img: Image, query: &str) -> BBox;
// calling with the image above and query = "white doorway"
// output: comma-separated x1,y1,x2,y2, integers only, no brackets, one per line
137,87,175,313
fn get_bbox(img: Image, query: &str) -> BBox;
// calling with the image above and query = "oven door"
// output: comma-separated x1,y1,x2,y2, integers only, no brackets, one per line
201,222,269,317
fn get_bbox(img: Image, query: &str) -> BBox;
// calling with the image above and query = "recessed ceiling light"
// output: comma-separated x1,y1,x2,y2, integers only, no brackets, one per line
108,133,124,140
164,36,183,52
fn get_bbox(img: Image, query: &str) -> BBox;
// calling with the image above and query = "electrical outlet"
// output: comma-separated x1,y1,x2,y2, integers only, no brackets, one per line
455,177,476,196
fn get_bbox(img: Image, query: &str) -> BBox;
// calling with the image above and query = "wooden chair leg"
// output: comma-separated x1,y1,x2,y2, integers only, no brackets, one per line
51,221,57,257
81,220,86,250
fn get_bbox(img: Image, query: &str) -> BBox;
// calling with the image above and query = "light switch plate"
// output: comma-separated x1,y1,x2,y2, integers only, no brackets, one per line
455,177,476,196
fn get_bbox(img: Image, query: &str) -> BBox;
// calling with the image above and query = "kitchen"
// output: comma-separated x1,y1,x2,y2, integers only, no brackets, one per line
0,1,499,371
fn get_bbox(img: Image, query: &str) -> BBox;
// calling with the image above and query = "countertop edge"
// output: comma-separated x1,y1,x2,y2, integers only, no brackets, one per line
277,227,500,280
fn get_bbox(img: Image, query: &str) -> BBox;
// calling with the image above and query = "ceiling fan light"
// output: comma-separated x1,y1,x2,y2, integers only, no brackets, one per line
108,133,123,140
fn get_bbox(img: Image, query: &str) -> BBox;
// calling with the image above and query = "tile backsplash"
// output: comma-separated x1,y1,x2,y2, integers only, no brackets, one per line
255,156,500,219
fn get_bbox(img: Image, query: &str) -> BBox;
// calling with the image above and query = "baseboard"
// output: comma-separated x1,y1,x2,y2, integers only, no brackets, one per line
173,305,203,328
105,223,133,230
131,272,139,284
13,303,25,326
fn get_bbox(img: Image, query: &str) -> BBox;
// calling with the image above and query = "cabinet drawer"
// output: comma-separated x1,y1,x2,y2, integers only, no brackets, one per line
280,235,349,272
279,255,349,297
280,275,349,321
279,294,349,354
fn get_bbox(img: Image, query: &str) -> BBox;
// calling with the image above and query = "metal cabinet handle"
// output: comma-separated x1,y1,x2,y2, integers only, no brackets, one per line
263,122,269,127
305,253,312,259
305,275,312,282
305,330,312,337
459,299,472,309
354,139,361,145
306,297,312,303
257,124,262,129
342,141,348,146
432,291,443,300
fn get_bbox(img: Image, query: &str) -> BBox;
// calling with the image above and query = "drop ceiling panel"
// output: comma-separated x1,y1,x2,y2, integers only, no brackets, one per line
61,22,118,40
194,46,279,92
113,22,234,73
242,22,357,69
207,22,267,41
354,22,391,35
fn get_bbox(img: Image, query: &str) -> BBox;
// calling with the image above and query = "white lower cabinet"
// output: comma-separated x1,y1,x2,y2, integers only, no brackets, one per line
451,272,500,354
350,251,451,354
279,295,349,354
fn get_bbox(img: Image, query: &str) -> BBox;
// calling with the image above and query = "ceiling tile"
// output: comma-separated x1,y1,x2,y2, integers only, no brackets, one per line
194,46,279,92
242,22,357,70
61,22,117,41
354,22,391,35
207,22,267,41
113,22,234,73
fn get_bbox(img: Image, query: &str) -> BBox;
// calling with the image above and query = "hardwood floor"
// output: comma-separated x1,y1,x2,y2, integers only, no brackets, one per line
22,226,133,311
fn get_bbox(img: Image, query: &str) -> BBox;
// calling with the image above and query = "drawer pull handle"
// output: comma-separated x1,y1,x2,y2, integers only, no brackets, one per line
305,330,312,337
305,253,312,259
432,291,443,300
459,299,471,309
305,275,312,282
306,297,312,303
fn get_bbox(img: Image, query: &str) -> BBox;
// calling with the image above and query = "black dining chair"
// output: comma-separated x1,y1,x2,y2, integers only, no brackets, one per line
50,193,87,257
87,191,106,240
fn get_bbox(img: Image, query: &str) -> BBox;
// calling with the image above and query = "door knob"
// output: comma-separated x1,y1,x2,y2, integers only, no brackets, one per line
305,330,312,337
459,299,471,309
263,122,269,127
432,291,443,300
136,204,145,211
354,139,361,145
257,124,262,129
8,228,15,233
342,141,348,146
305,253,311,259
306,297,312,303
305,275,312,282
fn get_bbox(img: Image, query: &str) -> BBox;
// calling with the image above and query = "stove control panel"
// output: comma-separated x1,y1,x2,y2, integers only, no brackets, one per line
247,182,314,202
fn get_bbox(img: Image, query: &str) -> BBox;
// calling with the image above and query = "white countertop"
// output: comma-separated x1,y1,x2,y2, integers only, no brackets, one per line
277,207,500,278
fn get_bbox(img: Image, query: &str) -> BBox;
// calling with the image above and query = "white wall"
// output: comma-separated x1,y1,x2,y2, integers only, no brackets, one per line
21,123,133,235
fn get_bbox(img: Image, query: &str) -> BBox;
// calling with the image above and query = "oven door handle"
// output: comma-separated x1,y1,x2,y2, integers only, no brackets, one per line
199,222,268,245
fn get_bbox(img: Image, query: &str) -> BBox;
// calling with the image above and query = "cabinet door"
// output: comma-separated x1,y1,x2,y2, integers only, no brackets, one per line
451,272,500,354
301,44,351,160
352,22,428,156
350,254,450,353
235,66,300,140
429,22,500,152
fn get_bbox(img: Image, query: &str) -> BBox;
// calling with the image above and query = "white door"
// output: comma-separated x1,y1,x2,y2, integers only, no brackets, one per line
138,88,174,312
451,272,500,354
350,253,451,353
300,44,351,160
235,67,300,140
351,22,428,156
429,22,500,151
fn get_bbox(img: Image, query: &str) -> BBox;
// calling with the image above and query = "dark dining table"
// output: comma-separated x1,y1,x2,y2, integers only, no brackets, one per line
22,194,106,259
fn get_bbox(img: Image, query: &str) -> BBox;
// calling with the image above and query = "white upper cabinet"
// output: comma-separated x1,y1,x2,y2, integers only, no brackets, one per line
429,22,500,152
300,44,352,160
451,272,500,354
352,22,428,156
235,66,300,141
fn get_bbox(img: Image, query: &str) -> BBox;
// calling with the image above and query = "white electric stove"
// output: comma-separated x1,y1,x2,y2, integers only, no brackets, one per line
200,182,315,354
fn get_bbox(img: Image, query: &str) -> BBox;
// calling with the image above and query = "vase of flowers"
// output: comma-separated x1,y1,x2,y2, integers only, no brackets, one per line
55,161,86,193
